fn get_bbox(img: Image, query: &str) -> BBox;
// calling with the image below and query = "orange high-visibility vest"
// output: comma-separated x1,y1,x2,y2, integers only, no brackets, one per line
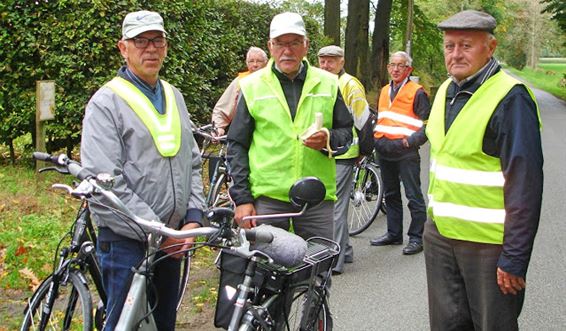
374,81,424,139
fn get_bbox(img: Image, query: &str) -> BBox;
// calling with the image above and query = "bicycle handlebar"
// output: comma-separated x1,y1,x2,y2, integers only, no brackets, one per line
33,152,274,247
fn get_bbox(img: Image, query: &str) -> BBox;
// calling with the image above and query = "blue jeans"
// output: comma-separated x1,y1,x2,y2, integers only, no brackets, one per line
97,238,181,331
379,156,427,242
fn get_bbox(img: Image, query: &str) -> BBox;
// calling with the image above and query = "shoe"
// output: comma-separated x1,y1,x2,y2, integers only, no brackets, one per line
402,241,423,255
344,255,354,264
370,234,403,246
332,269,343,275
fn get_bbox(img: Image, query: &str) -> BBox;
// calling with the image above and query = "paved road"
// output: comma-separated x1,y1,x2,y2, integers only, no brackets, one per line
331,86,566,330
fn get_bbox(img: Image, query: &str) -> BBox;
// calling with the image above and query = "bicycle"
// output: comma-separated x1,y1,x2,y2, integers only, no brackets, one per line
347,151,386,235
31,153,338,331
192,123,232,208
20,155,107,330
20,153,192,330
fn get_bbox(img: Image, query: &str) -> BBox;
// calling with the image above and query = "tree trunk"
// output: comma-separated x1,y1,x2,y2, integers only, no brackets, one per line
345,0,369,81
324,0,341,46
8,138,15,165
404,0,414,56
357,0,370,87
345,0,361,75
370,0,393,92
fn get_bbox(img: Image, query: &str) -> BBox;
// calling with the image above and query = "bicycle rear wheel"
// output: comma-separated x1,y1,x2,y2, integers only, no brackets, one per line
21,270,93,331
285,284,331,331
208,172,231,208
348,163,383,236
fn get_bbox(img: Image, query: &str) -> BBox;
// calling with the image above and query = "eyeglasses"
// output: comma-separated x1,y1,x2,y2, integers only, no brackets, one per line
387,63,409,69
129,36,167,49
270,40,304,51
246,59,267,64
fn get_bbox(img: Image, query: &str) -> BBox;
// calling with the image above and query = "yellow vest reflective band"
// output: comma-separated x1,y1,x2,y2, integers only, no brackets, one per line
106,77,181,157
375,81,424,139
426,71,540,244
336,73,362,159
239,60,338,202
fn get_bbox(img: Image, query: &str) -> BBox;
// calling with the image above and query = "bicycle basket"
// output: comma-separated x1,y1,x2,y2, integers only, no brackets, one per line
213,238,339,329
214,249,285,329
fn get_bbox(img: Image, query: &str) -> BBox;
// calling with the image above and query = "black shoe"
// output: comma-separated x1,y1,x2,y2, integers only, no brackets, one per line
370,234,403,246
344,255,354,264
402,241,423,255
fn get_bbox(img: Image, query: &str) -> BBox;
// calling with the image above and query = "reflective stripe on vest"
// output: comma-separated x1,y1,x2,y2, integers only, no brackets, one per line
426,71,540,244
374,80,423,139
106,77,181,157
239,60,338,202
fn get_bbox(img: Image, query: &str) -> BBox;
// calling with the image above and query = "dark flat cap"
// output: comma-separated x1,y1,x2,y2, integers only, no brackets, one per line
318,45,344,57
438,10,496,33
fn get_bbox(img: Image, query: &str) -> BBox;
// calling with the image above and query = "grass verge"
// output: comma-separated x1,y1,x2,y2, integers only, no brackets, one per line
505,62,566,100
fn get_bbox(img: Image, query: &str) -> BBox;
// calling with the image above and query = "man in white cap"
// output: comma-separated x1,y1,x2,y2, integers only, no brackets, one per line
317,45,374,274
80,10,205,330
424,9,543,330
227,12,353,242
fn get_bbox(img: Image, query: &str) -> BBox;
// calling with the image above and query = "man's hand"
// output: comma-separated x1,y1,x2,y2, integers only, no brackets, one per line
211,127,225,144
402,138,409,149
496,267,526,295
160,222,201,259
303,130,328,150
234,203,256,229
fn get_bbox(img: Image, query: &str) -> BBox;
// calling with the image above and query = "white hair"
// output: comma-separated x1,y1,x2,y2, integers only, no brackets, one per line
390,51,413,67
246,46,268,62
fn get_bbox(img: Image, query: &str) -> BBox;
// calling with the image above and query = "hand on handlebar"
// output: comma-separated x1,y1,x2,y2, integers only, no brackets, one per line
235,203,257,229
160,222,200,259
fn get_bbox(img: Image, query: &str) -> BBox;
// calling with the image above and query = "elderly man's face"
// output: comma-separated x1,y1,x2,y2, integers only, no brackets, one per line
443,30,496,81
318,56,344,75
387,55,412,85
268,34,308,77
246,52,267,73
118,30,167,85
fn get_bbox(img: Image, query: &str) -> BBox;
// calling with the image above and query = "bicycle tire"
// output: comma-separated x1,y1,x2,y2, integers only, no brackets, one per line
285,284,331,331
21,270,93,331
208,172,231,208
348,163,384,236
176,251,192,312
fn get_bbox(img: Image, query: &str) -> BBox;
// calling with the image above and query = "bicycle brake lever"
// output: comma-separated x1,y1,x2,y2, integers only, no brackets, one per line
39,166,70,174
52,184,74,194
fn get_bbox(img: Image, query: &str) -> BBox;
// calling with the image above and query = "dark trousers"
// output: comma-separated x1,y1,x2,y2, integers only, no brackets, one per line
97,238,181,331
379,156,426,242
254,196,334,241
423,221,525,331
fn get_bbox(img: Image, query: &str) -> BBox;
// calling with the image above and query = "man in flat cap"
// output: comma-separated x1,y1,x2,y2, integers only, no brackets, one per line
371,51,430,255
81,10,205,330
317,45,374,274
227,13,353,243
424,9,543,330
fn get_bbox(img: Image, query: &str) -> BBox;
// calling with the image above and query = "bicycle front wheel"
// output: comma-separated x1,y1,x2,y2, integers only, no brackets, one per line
348,163,384,235
21,270,93,331
285,284,331,331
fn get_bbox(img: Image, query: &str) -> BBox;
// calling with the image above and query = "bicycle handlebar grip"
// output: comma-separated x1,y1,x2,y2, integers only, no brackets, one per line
245,228,274,244
32,152,54,162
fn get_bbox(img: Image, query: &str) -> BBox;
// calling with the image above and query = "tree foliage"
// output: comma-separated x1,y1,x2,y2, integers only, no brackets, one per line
542,0,566,33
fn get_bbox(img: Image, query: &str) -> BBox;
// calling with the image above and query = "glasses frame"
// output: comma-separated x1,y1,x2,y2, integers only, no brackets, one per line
129,36,168,49
270,40,305,51
387,63,409,70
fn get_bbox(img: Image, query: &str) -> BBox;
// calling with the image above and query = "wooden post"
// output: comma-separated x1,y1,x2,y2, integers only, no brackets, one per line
35,81,55,172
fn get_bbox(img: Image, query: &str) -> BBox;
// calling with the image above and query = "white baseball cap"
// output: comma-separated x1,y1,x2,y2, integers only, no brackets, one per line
269,12,306,39
122,10,166,39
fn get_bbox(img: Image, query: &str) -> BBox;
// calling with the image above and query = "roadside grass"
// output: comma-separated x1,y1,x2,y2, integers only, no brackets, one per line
505,62,566,100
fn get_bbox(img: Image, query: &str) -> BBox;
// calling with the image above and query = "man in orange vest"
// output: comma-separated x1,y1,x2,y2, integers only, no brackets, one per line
370,51,430,255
